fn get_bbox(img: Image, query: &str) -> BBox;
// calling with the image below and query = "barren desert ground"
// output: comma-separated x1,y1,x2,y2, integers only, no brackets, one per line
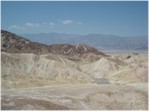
1,52,148,110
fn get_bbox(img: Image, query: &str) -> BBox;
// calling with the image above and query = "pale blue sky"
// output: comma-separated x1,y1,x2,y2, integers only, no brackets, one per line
1,1,148,36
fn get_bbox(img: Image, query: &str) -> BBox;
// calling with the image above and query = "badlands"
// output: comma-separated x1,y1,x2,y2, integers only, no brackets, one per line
1,30,148,110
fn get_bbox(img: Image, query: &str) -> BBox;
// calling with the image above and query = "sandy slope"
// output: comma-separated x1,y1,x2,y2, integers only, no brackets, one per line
1,52,92,89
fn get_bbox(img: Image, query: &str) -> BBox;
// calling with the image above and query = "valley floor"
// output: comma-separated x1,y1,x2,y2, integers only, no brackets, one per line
1,83,148,110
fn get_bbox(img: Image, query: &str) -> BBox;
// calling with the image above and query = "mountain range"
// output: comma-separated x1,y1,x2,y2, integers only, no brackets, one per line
1,30,106,56
21,32,148,51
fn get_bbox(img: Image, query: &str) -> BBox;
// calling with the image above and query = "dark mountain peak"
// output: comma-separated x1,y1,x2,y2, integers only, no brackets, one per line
1,30,106,56
1,30,32,52
1,30,30,41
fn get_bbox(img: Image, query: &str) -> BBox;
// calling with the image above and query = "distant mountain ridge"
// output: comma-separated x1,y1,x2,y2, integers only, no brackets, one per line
21,32,148,51
1,30,106,56
134,46,148,51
